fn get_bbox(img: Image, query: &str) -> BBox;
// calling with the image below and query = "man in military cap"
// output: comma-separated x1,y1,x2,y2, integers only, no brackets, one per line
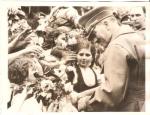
78,6,145,111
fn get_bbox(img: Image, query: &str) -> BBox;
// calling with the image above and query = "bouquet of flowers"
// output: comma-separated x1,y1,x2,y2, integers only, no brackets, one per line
25,65,78,112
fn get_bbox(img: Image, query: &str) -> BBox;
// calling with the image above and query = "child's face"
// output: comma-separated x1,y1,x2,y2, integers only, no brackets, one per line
55,33,67,49
77,48,92,68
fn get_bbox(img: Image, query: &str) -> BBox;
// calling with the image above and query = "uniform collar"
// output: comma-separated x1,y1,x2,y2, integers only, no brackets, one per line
111,25,135,41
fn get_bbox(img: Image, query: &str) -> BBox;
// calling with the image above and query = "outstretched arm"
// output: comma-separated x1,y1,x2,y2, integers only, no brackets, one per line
9,45,43,65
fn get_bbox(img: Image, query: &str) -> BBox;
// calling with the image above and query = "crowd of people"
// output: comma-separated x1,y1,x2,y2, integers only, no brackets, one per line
7,6,145,112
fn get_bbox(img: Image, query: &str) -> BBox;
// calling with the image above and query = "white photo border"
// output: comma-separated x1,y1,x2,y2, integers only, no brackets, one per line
0,1,150,114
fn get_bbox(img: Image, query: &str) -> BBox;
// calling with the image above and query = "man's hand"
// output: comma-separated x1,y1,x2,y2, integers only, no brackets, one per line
77,96,91,111
69,91,79,105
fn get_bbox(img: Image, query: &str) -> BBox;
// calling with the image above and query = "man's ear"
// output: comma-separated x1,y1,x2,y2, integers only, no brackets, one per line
54,39,57,44
103,20,110,31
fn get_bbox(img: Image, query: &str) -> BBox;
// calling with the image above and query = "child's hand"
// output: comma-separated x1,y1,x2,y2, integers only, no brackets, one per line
62,52,77,65
77,96,91,111
64,82,73,93
23,45,43,55
17,28,32,41
69,91,79,105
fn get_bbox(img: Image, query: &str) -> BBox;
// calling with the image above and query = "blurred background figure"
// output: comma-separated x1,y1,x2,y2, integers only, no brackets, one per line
43,6,81,31
115,7,131,25
129,6,146,31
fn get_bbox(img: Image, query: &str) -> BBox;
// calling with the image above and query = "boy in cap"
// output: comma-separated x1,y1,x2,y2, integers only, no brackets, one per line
78,6,145,111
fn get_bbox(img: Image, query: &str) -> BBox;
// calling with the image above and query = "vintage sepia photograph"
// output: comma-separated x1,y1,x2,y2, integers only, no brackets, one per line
0,2,148,113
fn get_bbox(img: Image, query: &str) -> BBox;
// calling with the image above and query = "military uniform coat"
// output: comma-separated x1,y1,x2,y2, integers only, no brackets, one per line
89,25,145,111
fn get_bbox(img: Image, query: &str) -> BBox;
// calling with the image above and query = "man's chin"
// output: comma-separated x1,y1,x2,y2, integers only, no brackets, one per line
134,23,142,28
80,64,87,68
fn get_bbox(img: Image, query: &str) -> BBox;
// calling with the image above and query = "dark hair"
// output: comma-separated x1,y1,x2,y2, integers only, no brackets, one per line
42,28,61,50
8,57,32,85
27,12,39,30
50,48,63,60
76,39,96,67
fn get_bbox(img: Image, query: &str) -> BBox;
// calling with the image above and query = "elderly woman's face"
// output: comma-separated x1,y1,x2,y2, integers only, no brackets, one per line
77,48,92,68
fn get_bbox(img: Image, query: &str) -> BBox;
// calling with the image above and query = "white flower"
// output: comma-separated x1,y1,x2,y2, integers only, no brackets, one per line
40,80,54,92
